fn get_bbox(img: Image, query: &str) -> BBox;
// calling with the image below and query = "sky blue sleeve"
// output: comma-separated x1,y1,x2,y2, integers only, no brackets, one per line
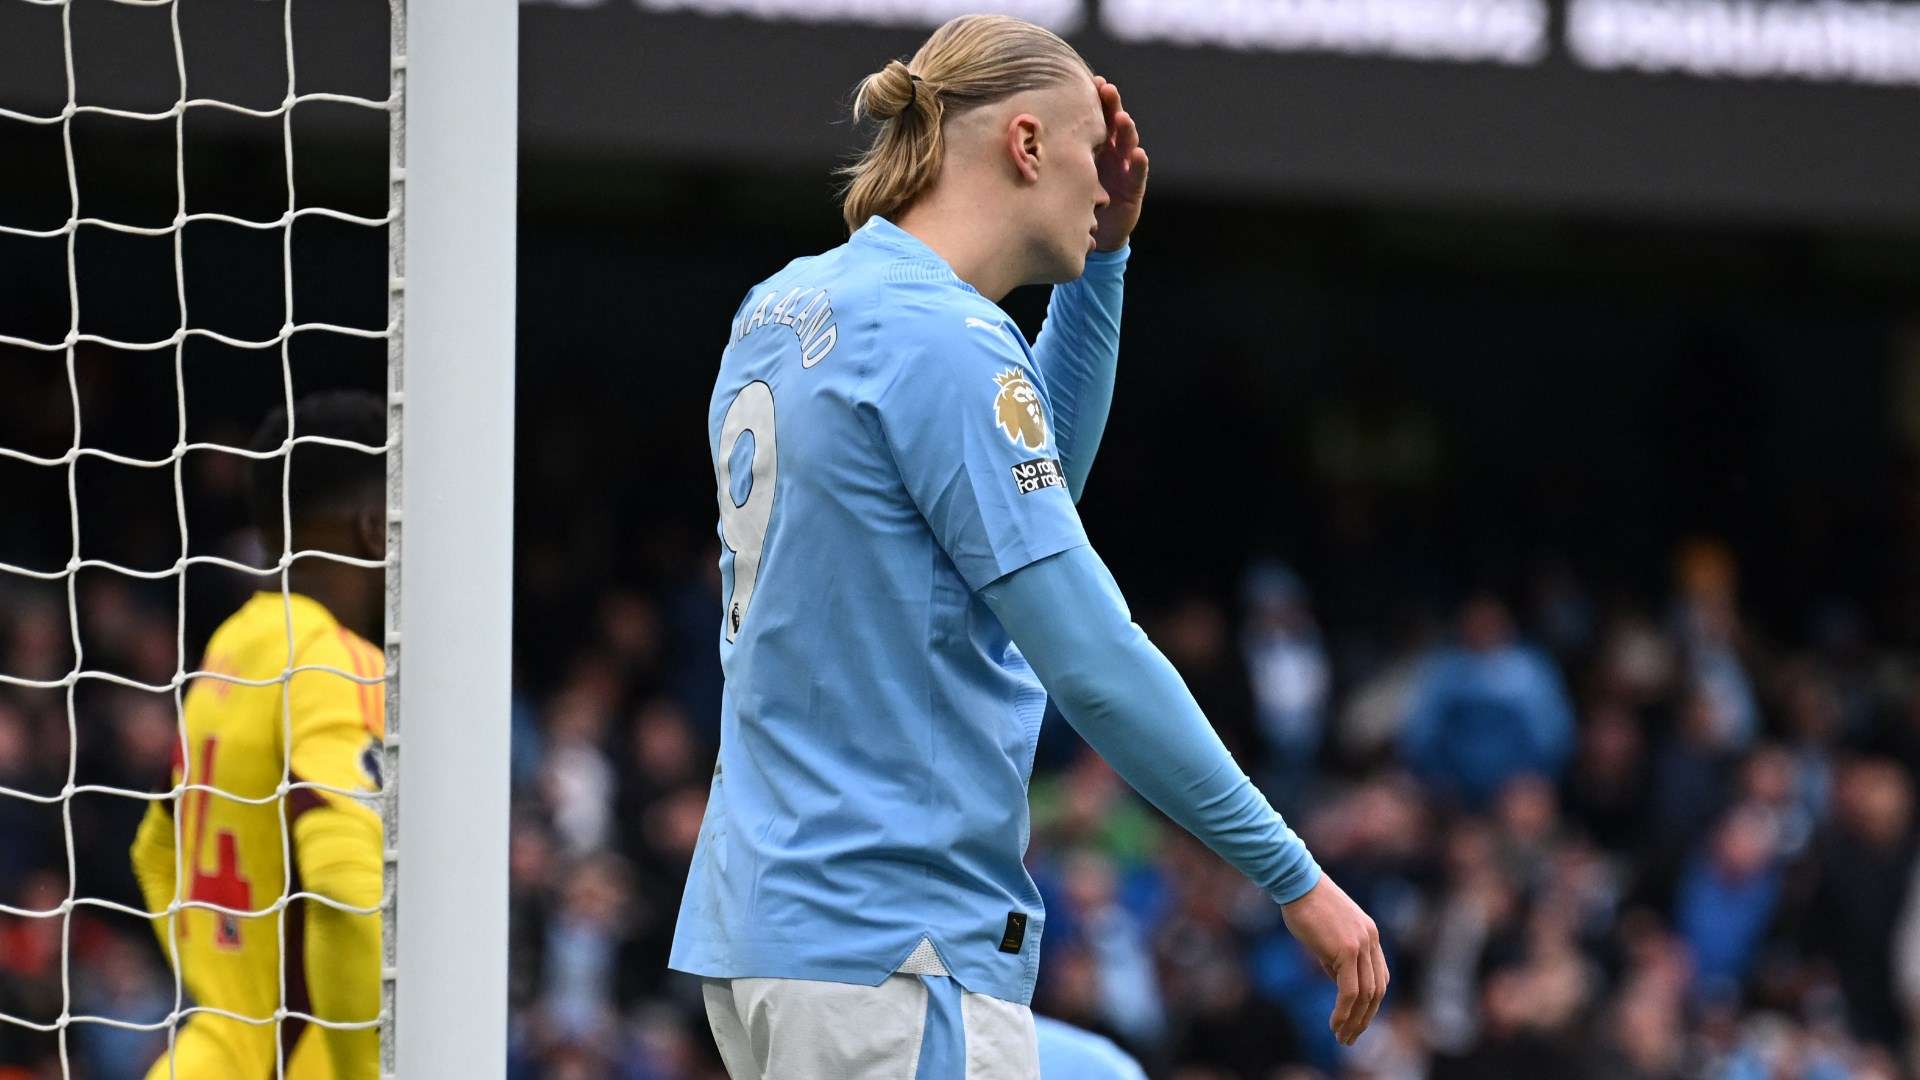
876,313,1090,593
1030,245,1127,502
980,545,1323,905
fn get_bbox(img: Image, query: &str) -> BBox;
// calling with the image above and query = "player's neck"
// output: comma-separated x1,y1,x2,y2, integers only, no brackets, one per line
893,199,1027,303
286,563,382,644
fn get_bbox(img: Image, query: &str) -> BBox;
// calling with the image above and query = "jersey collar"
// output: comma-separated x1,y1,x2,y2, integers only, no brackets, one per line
852,216,980,296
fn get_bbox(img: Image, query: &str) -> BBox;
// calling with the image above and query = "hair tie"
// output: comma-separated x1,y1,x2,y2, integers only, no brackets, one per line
905,73,923,114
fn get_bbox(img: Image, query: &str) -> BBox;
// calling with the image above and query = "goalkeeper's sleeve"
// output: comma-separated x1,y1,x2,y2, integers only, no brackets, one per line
286,633,386,1080
981,544,1322,905
130,799,180,959
291,799,381,1080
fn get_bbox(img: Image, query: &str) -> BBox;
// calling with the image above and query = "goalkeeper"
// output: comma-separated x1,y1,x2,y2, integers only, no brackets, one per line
671,14,1386,1077
130,391,386,1080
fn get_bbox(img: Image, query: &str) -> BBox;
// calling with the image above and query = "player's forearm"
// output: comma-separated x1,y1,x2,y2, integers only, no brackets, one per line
307,901,381,1080
129,800,179,953
293,798,383,903
982,545,1322,904
1032,246,1127,501
294,803,382,1076
292,805,382,990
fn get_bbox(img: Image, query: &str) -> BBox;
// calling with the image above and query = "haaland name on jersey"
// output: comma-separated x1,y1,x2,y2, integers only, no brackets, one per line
732,284,841,368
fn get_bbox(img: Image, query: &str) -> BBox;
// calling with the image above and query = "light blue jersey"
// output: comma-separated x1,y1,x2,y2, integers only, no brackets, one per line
670,217,1122,1003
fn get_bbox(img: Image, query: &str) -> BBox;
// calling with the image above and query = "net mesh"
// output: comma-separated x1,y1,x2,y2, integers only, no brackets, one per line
0,0,400,1075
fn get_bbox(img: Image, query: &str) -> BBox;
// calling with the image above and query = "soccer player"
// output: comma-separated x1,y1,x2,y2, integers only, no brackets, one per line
671,14,1387,1077
130,391,387,1080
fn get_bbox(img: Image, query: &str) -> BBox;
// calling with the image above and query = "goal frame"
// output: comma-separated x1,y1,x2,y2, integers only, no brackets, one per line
389,0,516,1076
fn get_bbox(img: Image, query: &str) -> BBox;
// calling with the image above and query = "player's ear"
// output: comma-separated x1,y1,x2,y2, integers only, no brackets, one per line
356,505,385,560
1006,113,1042,183
254,525,284,566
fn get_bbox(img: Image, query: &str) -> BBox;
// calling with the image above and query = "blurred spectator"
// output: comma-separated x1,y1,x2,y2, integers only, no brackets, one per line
1673,540,1761,750
1336,611,1437,767
1421,819,1516,1055
1031,751,1163,877
1493,775,1569,902
1153,837,1306,1074
1894,855,1920,1073
1428,955,1591,1080
5,598,69,684
1801,758,1917,1051
541,686,618,857
618,699,703,819
1057,848,1167,1053
0,873,68,1073
1739,743,1818,860
1240,561,1330,815
616,698,708,1006
1527,559,1597,663
1871,681,1920,784
513,688,547,794
1157,595,1258,762
510,816,559,1012
541,854,637,1048
70,934,170,1079
1597,969,1686,1080
0,704,38,886
1649,685,1742,863
1562,701,1651,853
1781,659,1845,826
1593,612,1680,712
1675,804,1783,1001
1401,593,1575,809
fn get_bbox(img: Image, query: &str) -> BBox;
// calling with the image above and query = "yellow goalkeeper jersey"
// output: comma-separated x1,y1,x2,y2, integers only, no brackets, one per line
130,591,384,1080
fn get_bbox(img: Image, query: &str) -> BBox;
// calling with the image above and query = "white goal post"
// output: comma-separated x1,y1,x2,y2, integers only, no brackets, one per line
0,0,514,1075
392,0,515,1077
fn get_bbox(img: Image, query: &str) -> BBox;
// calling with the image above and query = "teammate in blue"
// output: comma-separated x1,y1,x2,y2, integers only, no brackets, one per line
1035,1016,1149,1080
671,15,1387,1077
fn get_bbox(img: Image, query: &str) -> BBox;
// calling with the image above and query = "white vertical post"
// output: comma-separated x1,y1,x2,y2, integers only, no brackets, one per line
391,0,516,1077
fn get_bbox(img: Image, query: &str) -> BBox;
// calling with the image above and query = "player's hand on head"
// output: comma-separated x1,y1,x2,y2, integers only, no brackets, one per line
1280,873,1389,1046
1092,76,1148,252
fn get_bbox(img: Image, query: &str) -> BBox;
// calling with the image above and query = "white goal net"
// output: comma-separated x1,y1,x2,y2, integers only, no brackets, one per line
0,0,404,1076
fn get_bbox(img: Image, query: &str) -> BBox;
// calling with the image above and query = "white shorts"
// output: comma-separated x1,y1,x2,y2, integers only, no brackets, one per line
702,973,1040,1080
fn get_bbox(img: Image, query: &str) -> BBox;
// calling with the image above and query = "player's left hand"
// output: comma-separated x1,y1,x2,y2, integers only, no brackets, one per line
1092,76,1148,253
1281,873,1389,1046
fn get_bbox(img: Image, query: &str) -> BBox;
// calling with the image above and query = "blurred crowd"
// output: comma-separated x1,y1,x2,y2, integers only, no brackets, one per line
461,532,1920,1080
7,469,1920,1079
5,293,1920,1080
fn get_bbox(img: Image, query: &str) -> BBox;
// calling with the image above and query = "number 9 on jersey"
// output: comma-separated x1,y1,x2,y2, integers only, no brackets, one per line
716,381,777,642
